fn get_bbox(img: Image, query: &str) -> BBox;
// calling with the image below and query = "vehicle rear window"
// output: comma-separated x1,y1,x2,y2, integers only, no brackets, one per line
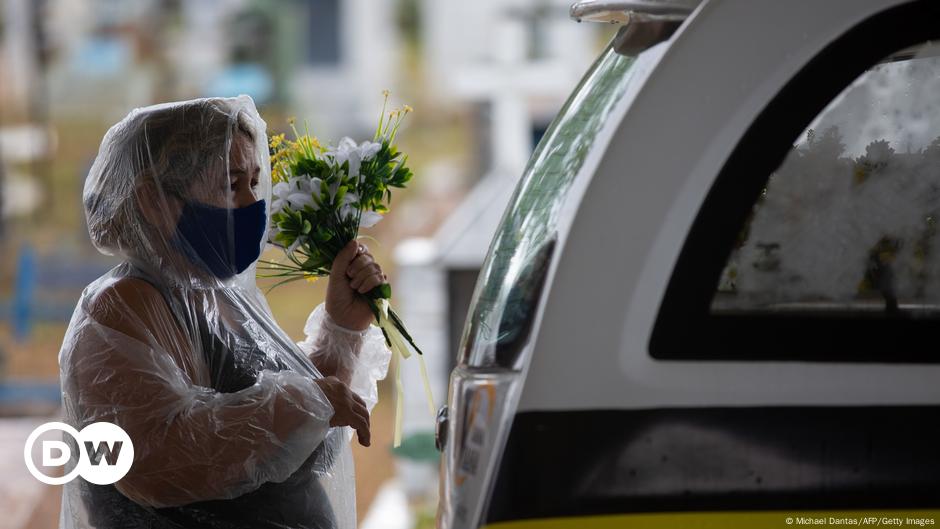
713,41,940,319
650,6,940,361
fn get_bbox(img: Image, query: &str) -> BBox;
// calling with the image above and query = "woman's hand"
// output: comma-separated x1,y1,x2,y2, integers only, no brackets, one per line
325,240,386,331
315,375,371,446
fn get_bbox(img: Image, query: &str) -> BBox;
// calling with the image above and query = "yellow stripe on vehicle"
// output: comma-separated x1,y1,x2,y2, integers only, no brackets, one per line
483,510,940,529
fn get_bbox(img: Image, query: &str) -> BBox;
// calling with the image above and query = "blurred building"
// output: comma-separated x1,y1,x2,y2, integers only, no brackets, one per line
285,0,401,138
392,0,605,498
0,0,393,134
0,0,402,239
178,0,400,138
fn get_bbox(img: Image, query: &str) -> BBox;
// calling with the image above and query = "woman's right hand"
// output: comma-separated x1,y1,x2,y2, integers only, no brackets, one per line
314,375,371,446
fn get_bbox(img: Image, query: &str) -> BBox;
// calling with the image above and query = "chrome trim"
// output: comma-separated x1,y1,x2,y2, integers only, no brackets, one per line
570,0,699,23
611,16,683,55
435,404,449,452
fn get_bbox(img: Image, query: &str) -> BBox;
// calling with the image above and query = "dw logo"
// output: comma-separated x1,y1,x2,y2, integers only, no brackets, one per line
23,422,134,485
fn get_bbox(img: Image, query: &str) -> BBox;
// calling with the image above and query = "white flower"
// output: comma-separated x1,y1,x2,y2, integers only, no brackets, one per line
356,141,381,183
327,137,381,181
336,191,383,227
359,210,384,228
339,192,359,220
288,175,310,191
358,141,381,161
280,176,320,211
327,137,358,165
287,192,315,209
348,151,362,181
272,182,292,213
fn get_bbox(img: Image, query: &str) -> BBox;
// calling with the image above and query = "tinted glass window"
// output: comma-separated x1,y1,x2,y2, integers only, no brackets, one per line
651,4,940,361
713,41,940,318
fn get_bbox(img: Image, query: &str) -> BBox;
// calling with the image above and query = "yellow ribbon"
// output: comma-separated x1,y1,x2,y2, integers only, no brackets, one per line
376,299,436,447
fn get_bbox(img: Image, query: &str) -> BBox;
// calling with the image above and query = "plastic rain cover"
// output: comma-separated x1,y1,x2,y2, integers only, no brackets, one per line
57,96,391,529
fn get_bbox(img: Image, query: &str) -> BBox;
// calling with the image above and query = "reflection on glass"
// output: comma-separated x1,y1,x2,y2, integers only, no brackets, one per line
460,44,636,367
714,41,940,317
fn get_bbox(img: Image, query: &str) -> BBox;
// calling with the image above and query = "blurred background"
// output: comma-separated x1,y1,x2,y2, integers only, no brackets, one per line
0,1,613,527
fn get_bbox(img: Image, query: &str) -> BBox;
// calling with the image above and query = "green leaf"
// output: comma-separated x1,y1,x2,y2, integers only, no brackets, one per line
301,254,331,271
317,225,333,242
296,158,326,177
366,283,392,300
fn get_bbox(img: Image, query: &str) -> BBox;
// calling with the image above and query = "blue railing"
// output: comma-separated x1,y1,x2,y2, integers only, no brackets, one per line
0,243,113,341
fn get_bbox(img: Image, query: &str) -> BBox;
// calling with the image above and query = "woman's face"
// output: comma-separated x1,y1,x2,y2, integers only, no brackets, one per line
186,131,262,209
161,129,268,280
222,131,262,209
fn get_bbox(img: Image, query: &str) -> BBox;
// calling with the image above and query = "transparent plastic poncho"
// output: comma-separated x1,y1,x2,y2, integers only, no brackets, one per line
57,96,391,529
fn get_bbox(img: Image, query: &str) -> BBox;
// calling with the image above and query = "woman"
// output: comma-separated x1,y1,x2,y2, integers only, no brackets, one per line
58,96,392,529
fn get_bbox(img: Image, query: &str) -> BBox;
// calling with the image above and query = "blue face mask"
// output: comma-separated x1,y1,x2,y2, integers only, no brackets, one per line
173,199,267,279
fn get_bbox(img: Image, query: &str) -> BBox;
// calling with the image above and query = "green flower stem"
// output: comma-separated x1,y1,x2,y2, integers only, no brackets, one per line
362,287,424,356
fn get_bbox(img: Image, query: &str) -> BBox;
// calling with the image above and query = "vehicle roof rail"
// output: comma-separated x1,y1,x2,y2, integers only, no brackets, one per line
570,1,700,56
570,1,699,24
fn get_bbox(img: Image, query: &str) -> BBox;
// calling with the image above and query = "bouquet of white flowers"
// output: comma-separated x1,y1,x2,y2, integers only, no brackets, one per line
262,92,433,446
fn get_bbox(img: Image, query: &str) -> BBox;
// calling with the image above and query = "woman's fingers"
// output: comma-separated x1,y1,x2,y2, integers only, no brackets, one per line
333,405,370,446
345,390,369,421
331,240,361,281
320,377,371,446
350,263,383,289
349,392,369,428
348,264,373,288
346,406,369,442
354,420,371,447
345,245,386,296
350,271,383,292
346,251,374,278
348,400,371,446
350,390,367,408
357,274,384,294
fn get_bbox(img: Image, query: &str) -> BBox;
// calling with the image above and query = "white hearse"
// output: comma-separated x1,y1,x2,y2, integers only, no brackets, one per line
435,1,940,528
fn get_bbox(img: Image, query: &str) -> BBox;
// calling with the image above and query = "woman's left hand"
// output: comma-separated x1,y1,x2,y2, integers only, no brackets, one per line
326,240,386,331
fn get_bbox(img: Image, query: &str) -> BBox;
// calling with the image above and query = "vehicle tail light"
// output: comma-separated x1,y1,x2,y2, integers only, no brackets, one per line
436,366,522,529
